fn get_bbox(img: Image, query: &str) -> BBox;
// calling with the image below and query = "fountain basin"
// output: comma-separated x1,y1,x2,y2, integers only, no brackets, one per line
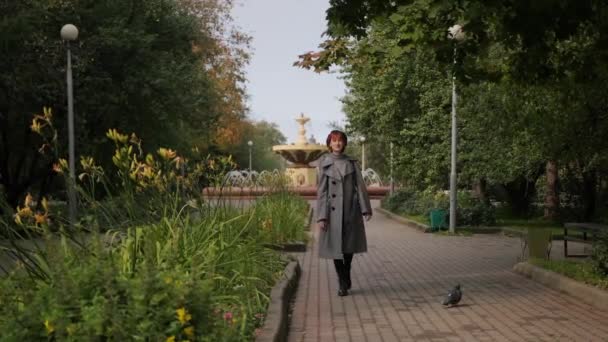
202,186,391,200
271,144,327,166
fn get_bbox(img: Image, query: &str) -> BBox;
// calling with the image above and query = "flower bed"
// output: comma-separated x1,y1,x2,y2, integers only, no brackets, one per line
0,125,309,340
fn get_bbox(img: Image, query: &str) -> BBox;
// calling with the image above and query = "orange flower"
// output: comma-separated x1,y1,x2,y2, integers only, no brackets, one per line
34,212,48,225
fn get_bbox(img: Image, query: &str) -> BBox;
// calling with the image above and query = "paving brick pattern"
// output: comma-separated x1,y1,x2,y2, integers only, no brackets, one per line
288,201,608,341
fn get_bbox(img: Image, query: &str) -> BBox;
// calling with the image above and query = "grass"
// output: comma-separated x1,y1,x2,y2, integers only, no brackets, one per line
529,258,608,291
496,216,564,236
384,203,564,237
407,214,429,225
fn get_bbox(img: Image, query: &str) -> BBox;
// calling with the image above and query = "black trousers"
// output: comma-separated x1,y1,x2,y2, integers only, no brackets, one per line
333,253,353,286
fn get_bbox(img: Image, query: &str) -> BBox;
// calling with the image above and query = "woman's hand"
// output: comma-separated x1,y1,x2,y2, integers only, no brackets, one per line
318,220,328,231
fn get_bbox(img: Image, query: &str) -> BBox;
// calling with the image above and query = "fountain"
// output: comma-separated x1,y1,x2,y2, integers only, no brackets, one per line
203,113,391,199
272,113,327,186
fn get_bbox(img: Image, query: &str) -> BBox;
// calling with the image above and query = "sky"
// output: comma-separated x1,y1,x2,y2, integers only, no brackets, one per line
232,0,347,145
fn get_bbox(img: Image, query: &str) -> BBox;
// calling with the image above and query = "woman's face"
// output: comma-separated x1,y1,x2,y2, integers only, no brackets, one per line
329,138,345,154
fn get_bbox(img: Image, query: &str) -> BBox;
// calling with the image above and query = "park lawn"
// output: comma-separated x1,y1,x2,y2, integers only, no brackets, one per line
529,258,608,291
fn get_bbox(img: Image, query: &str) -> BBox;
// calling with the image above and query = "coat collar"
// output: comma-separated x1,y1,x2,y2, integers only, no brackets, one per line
319,154,358,168
319,154,359,180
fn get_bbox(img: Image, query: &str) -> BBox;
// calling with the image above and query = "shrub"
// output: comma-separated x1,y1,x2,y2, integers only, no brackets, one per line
0,245,230,341
591,231,608,276
382,188,496,226
456,202,496,226
453,191,496,226
381,189,417,213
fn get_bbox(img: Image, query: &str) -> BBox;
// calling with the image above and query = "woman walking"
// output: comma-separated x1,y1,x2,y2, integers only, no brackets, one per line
316,130,372,296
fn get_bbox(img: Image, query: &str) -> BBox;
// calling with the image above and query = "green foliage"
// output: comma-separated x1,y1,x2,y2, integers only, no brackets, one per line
342,42,451,189
455,191,496,226
0,249,224,341
253,192,309,244
324,1,608,221
381,189,417,214
0,190,300,340
592,232,608,276
325,0,608,81
228,120,288,171
382,188,495,226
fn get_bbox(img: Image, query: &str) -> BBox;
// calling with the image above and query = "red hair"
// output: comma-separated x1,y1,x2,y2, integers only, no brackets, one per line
326,130,348,152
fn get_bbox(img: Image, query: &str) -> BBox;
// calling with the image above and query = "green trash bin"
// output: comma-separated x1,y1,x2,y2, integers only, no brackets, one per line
429,209,447,231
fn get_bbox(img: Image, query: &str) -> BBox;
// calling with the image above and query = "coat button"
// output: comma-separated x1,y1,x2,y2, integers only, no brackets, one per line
332,181,336,185
332,194,336,198
331,207,335,211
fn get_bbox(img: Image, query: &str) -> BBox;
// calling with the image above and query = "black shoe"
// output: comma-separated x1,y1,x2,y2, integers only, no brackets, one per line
338,276,349,296
334,259,348,296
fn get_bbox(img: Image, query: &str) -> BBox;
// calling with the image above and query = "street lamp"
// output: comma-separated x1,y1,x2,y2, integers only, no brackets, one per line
359,136,366,171
447,24,465,233
247,140,253,171
61,24,78,229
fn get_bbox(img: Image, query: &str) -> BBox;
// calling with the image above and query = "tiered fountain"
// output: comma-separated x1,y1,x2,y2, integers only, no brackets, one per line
272,113,327,187
203,113,390,199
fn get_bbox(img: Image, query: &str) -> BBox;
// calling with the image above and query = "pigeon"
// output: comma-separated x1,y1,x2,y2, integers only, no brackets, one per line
442,284,462,307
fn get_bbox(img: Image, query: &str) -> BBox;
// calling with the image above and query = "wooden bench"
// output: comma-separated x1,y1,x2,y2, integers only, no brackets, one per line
563,222,608,257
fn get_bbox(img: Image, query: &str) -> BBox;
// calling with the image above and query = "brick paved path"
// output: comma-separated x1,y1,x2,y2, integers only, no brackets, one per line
288,201,608,341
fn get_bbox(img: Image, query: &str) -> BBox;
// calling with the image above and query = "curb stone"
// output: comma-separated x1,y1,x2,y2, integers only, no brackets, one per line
263,243,307,252
512,261,608,311
306,205,313,231
256,200,311,340
256,260,301,342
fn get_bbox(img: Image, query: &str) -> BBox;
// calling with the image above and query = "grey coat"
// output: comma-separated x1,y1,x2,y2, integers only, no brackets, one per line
315,154,372,259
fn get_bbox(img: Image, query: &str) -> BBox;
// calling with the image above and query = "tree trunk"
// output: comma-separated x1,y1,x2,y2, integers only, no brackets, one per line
544,160,559,220
472,178,489,204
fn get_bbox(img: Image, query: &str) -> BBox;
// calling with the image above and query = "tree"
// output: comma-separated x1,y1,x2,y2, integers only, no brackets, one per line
224,120,287,172
296,0,608,219
0,0,251,207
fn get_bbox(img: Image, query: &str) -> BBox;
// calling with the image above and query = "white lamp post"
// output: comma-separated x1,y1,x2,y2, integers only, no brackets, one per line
390,141,394,194
61,24,78,228
247,140,253,171
447,24,465,233
359,136,366,171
